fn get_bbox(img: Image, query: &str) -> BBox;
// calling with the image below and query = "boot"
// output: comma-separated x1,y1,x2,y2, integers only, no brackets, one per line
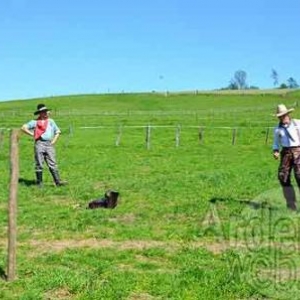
49,168,68,187
36,171,43,188
282,186,297,211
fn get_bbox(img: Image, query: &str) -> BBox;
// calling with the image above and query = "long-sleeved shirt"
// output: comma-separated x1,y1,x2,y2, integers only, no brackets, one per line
273,119,300,151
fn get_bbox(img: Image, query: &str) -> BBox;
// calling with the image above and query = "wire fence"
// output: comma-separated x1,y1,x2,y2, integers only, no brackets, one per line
0,105,287,117
78,124,273,147
0,124,274,150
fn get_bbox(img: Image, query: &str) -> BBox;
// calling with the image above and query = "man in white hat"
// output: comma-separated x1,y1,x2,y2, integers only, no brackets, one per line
21,103,67,187
273,104,300,211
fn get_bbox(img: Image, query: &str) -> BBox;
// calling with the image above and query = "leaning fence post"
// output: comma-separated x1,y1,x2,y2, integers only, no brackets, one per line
7,129,19,281
115,125,122,147
232,128,237,145
265,127,270,145
175,125,181,148
146,125,151,149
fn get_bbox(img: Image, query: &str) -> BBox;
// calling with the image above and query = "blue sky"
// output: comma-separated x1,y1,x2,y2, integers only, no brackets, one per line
0,0,299,100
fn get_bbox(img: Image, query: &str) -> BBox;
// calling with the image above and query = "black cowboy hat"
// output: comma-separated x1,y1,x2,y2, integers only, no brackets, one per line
34,103,51,115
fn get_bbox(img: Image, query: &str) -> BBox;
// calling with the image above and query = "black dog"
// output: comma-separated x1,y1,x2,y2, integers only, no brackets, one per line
87,190,119,209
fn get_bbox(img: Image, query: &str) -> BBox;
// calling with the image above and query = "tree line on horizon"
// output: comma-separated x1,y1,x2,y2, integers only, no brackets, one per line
220,69,299,90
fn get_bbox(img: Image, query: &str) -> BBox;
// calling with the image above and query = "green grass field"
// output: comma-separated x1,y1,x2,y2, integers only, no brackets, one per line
1,90,300,299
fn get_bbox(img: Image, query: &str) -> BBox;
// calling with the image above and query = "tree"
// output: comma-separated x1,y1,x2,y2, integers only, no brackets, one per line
232,70,248,90
279,83,288,89
271,69,279,87
287,77,299,89
227,80,238,90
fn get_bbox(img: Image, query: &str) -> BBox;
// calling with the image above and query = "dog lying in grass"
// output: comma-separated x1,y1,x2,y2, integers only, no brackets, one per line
87,190,119,209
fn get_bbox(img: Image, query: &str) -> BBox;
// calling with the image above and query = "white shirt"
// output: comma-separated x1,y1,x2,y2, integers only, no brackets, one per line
273,119,300,150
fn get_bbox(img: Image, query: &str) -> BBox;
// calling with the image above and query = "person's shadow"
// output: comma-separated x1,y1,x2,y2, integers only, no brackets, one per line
209,197,273,210
0,266,7,280
18,178,36,187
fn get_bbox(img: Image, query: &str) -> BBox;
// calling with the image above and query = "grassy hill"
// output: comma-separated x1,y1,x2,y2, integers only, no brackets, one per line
1,90,300,299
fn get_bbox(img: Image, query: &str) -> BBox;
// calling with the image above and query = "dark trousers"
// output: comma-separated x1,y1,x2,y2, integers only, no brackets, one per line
278,147,300,210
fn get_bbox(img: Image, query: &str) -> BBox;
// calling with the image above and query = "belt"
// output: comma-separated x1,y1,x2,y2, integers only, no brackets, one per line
35,138,50,142
282,146,300,150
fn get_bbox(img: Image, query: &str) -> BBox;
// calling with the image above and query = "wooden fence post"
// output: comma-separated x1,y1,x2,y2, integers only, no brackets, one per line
265,128,270,145
115,125,122,147
69,125,73,137
175,125,181,148
7,129,19,281
0,129,4,150
146,125,151,149
232,128,237,145
199,127,204,144
64,125,73,149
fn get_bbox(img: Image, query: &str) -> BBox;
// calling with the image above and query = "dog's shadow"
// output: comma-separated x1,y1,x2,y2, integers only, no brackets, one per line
0,266,7,281
18,178,36,187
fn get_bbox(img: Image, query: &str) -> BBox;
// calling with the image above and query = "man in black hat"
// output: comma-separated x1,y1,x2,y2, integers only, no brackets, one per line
21,104,67,187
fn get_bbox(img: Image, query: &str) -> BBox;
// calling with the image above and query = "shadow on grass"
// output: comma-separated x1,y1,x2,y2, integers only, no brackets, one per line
18,178,36,186
209,197,274,210
0,266,7,281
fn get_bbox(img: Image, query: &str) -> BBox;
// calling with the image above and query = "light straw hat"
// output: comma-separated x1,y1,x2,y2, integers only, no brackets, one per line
274,104,294,117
